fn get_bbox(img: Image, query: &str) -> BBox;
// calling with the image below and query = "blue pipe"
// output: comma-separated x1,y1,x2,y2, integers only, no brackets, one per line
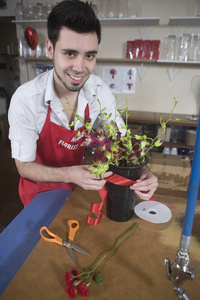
182,110,200,237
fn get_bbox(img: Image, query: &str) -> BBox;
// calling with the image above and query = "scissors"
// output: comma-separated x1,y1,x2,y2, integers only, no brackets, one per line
40,220,89,264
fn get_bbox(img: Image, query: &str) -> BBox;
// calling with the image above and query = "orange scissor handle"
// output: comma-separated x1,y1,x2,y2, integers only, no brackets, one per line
40,226,63,246
68,220,79,242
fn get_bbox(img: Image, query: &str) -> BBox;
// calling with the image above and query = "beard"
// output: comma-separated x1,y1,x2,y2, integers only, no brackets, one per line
54,67,88,93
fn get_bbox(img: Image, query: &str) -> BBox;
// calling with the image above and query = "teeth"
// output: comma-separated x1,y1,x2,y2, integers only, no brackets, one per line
70,74,82,81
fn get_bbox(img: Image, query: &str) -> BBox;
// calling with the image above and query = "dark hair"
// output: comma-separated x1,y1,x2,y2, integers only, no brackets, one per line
47,0,101,47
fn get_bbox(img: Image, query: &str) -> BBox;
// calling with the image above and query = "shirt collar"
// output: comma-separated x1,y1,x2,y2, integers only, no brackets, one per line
44,69,57,105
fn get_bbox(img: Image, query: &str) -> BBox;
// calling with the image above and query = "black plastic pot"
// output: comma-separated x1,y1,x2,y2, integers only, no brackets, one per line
106,157,149,222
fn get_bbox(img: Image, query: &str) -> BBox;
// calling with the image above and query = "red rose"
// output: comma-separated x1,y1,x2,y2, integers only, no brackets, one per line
77,283,89,298
65,271,73,287
71,269,81,280
66,287,77,299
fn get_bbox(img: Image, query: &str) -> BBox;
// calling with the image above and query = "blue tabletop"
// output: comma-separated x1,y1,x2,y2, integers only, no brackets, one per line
0,188,72,296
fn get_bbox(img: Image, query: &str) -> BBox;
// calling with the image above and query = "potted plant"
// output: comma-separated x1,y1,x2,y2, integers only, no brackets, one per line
68,97,180,222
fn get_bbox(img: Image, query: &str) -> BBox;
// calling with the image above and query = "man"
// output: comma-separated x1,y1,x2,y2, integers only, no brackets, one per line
8,0,158,206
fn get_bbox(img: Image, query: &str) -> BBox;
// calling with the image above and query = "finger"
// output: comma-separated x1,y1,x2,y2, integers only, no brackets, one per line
103,171,113,178
134,190,153,201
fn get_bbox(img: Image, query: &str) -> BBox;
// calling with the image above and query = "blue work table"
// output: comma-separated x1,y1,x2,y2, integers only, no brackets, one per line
0,188,72,295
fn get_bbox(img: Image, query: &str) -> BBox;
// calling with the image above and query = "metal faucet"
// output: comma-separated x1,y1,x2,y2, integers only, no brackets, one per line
165,237,195,300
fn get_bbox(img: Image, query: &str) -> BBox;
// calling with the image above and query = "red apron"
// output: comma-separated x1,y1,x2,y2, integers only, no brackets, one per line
19,102,90,206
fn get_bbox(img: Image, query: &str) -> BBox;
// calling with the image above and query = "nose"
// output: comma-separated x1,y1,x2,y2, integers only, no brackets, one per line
73,56,85,73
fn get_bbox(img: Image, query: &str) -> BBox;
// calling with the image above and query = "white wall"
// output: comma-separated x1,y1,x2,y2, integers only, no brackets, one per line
13,0,200,115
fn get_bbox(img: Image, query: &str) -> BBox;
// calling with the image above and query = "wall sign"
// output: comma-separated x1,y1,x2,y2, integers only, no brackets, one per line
103,66,137,94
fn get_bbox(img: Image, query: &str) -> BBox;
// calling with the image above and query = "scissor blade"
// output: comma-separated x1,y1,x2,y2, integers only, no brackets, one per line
71,244,90,255
63,241,89,255
67,247,76,264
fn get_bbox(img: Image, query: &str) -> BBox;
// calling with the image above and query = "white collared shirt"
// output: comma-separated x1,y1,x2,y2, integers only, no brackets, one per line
8,69,125,162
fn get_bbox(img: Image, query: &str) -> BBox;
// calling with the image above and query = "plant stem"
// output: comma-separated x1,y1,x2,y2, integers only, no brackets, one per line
90,223,138,273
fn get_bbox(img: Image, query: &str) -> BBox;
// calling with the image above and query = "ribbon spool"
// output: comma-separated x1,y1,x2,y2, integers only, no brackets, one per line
134,201,172,231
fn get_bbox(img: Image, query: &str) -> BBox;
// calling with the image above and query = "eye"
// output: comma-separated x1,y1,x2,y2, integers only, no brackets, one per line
86,53,97,60
66,51,75,57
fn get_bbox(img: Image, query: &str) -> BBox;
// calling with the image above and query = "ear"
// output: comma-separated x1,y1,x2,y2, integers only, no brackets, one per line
46,39,54,59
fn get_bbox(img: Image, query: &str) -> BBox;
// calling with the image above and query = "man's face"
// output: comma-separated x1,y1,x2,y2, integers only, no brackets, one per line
47,27,99,93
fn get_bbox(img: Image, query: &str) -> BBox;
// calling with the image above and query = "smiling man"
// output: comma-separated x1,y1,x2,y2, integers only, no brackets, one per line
8,0,158,206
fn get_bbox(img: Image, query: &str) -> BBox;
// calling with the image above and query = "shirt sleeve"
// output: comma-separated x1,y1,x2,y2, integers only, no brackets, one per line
8,90,39,162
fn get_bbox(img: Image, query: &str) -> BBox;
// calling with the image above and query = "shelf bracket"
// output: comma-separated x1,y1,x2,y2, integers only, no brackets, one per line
169,64,174,87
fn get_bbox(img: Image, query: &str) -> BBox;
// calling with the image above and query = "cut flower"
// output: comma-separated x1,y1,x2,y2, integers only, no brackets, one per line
65,223,138,298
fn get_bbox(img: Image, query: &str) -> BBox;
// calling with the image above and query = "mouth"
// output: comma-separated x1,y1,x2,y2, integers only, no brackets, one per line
68,73,86,84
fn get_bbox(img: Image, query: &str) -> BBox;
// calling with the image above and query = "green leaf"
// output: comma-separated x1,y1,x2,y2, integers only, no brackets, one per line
92,272,103,285
134,134,143,140
105,151,112,160
175,118,181,121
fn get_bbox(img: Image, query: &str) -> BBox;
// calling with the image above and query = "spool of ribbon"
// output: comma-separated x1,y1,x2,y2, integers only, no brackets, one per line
86,174,156,225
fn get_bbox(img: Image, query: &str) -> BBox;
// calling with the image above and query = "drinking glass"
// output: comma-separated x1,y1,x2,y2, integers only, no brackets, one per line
98,0,107,18
15,2,23,20
107,0,118,18
165,35,176,61
24,4,34,20
178,34,190,61
18,38,24,57
188,34,199,61
118,0,128,18
126,0,142,18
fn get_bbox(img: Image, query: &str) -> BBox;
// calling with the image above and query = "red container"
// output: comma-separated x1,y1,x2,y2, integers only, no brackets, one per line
142,40,151,59
151,40,160,60
133,39,143,59
126,41,134,59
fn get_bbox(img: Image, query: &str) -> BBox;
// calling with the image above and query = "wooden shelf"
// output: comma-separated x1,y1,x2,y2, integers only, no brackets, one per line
123,111,198,127
162,141,194,150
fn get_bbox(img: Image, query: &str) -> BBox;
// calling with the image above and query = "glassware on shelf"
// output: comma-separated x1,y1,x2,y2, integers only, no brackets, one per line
23,39,29,58
24,4,34,20
42,42,48,57
18,38,24,57
164,35,176,61
107,0,118,18
170,147,178,155
15,2,24,20
177,34,190,61
163,147,170,154
188,34,199,61
126,0,142,18
42,4,52,19
35,43,42,58
196,34,200,61
35,3,43,20
98,0,107,18
118,0,128,18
